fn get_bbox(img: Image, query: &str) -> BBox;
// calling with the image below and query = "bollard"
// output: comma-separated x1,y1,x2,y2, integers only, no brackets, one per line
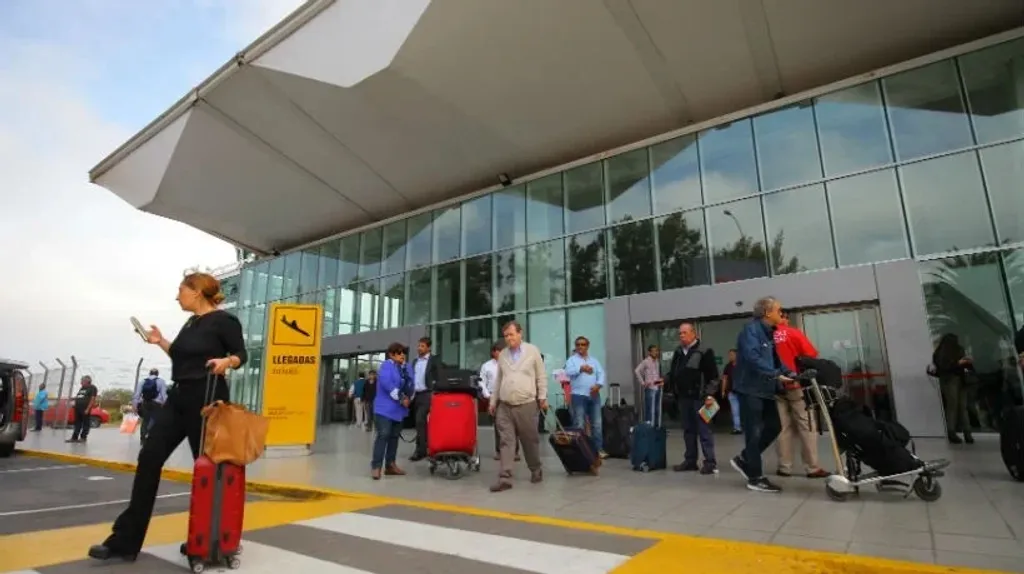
52,359,67,435
62,356,78,438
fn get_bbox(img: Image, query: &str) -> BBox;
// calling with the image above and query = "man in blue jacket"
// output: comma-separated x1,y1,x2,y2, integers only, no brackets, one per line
730,296,796,493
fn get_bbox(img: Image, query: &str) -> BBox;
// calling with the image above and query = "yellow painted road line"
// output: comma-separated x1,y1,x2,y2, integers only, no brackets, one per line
0,496,383,572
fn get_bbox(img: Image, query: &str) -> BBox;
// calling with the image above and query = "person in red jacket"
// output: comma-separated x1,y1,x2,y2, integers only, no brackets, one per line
773,311,829,478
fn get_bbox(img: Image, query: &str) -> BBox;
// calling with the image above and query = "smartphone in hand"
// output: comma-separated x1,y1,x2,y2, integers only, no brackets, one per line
129,316,148,342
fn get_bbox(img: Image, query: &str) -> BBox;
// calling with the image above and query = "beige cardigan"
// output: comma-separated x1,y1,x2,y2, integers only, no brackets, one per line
490,342,548,407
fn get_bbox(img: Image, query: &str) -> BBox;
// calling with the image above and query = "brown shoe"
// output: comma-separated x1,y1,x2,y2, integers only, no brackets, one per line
530,469,543,484
385,464,406,476
490,481,512,492
371,468,382,480
806,468,830,479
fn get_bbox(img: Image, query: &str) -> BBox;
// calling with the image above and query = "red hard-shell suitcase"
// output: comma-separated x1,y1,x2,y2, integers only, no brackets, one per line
427,392,477,457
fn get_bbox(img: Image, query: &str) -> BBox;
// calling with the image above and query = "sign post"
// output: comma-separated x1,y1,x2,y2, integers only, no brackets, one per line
262,303,323,448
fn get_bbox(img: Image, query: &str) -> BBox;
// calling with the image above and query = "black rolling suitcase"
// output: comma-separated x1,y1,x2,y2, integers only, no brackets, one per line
549,413,600,475
1000,405,1024,481
601,384,635,459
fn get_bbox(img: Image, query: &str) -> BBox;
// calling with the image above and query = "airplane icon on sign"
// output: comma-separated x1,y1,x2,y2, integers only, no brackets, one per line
280,315,311,337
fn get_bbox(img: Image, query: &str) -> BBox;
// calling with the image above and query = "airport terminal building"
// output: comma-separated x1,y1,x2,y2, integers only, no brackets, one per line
93,0,1024,437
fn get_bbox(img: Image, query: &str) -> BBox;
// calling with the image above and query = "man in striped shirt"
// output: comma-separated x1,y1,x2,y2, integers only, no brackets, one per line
634,345,663,424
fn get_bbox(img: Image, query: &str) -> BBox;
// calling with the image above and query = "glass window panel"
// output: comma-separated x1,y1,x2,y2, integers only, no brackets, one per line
826,169,909,266
461,195,493,257
814,82,893,177
249,304,267,345
567,304,606,383
317,241,340,290
464,318,493,370
464,255,492,318
565,162,605,234
381,273,404,329
699,120,758,203
356,280,380,332
883,60,973,161
237,307,251,346
406,213,433,270
321,289,336,336
432,323,461,369
433,261,461,321
381,220,407,276
960,38,1024,145
526,174,564,243
708,197,769,283
651,134,702,215
405,268,432,325
493,186,527,250
898,151,995,256
608,220,657,296
239,267,254,307
567,231,608,303
220,275,239,308
527,239,566,308
251,262,269,306
337,287,356,334
298,248,319,295
762,184,836,274
338,235,361,287
605,148,652,224
657,211,711,290
433,206,461,263
494,248,527,313
281,253,301,299
1004,248,1024,332
527,309,568,410
979,141,1024,244
266,257,285,301
753,103,822,191
359,228,382,280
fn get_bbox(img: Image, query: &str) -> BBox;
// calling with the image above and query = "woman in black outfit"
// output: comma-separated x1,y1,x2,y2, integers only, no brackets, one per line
932,333,974,445
89,272,247,561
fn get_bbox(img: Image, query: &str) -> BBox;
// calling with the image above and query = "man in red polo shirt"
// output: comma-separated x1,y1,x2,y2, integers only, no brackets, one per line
773,311,828,478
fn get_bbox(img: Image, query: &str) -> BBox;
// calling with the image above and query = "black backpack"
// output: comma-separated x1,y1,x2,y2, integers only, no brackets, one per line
141,378,159,401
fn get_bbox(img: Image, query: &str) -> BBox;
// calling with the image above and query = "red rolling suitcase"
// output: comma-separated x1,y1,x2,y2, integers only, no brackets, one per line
427,391,477,457
180,373,246,573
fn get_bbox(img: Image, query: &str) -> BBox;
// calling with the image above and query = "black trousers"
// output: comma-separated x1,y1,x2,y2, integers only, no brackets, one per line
104,379,228,553
413,391,432,456
138,400,159,442
71,407,91,440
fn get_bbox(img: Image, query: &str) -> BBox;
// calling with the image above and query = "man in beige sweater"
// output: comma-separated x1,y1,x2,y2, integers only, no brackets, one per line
488,320,548,492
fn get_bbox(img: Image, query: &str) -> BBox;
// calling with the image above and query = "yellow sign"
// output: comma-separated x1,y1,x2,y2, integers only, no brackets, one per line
262,303,322,447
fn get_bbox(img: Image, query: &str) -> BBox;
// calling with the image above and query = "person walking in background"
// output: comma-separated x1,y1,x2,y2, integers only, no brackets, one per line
564,336,607,458
933,333,974,444
721,350,741,434
371,343,412,480
772,312,829,479
352,372,366,429
363,370,377,432
480,341,520,461
634,345,663,425
409,337,440,462
67,375,98,443
730,296,795,494
489,321,548,492
669,323,720,475
31,382,48,431
133,368,167,445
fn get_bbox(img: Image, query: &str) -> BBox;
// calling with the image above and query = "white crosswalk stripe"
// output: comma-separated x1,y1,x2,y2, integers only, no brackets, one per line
145,541,373,574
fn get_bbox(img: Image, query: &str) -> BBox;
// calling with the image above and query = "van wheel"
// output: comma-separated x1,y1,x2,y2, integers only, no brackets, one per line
89,416,102,429
0,443,13,458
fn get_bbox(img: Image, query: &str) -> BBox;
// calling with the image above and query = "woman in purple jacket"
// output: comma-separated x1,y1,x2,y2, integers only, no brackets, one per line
371,342,413,480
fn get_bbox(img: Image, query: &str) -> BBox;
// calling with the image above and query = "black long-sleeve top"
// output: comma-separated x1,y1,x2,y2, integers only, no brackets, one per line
169,310,247,383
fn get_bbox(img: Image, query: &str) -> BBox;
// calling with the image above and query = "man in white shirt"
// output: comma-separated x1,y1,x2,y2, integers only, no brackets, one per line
480,341,520,461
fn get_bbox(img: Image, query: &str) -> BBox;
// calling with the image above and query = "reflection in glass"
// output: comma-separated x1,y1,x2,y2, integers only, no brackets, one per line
251,262,269,306
527,239,565,309
266,257,284,301
650,134,702,215
357,280,380,332
381,273,404,329
608,220,657,296
249,305,267,345
565,163,605,234
605,149,652,224
359,228,382,280
883,60,973,161
898,152,995,257
433,262,461,322
528,308,568,413
381,220,407,276
657,211,710,290
699,120,758,203
493,186,527,250
298,249,319,296
959,38,1024,145
979,141,1024,244
338,235,360,287
568,305,606,375
753,103,823,191
826,170,909,266
406,213,433,270
1003,249,1024,333
464,255,492,318
708,198,768,283
238,267,253,308
432,323,461,369
526,174,563,243
461,195,492,257
337,288,356,334
322,289,336,336
317,242,340,290
814,82,893,177
920,254,1023,431
762,184,836,274
282,253,301,299
405,268,431,325
494,248,526,313
433,206,461,263
464,318,493,370
567,231,608,303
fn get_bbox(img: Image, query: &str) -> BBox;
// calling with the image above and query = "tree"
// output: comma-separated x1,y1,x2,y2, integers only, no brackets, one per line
100,388,133,407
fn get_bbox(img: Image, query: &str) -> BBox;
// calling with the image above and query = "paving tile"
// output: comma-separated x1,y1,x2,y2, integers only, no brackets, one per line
847,543,936,564
935,550,1024,572
771,533,850,553
933,533,1024,558
714,513,789,533
849,523,934,550
702,526,773,544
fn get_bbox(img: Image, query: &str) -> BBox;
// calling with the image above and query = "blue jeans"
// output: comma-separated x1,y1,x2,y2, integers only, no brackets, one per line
728,392,742,431
737,393,782,480
643,388,662,425
371,414,402,470
571,394,603,452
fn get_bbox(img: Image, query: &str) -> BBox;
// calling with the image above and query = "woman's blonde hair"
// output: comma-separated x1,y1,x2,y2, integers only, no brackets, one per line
182,272,225,305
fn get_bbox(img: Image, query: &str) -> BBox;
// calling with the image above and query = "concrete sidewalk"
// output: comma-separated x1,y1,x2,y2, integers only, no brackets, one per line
18,424,1024,572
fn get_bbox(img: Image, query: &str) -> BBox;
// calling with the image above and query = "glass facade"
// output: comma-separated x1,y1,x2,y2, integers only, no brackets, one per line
228,38,1024,417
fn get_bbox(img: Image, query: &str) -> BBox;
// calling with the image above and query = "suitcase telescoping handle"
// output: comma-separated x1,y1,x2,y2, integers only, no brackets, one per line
639,382,663,429
607,383,621,406
198,367,220,458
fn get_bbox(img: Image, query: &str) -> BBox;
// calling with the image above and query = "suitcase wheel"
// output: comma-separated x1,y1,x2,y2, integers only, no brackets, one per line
227,556,241,570
188,558,205,573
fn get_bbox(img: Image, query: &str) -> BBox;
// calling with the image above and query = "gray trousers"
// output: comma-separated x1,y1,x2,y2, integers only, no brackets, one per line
495,401,542,482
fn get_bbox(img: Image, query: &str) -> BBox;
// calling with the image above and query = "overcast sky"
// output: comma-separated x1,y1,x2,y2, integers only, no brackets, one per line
0,0,303,388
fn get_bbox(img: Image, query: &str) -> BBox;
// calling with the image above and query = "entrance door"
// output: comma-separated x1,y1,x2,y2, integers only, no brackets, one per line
798,306,894,422
320,352,386,425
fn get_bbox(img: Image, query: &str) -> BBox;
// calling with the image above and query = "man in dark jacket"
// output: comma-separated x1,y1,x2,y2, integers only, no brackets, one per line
409,337,440,461
669,322,721,474
730,296,796,493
